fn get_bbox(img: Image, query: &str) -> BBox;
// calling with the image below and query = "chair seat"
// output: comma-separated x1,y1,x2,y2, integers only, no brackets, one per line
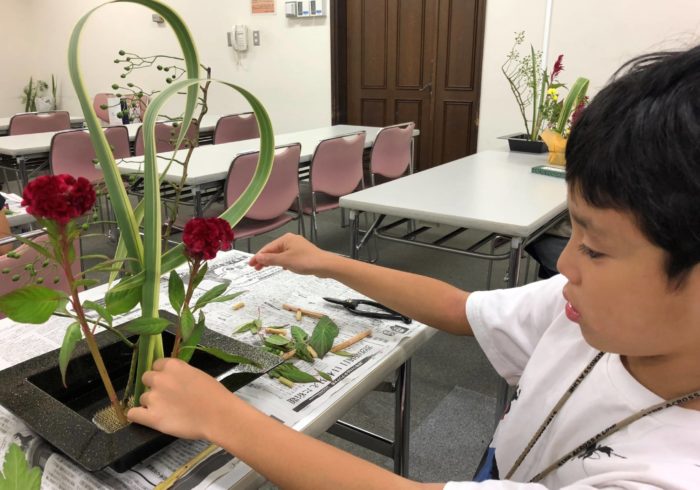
296,192,341,215
233,215,295,240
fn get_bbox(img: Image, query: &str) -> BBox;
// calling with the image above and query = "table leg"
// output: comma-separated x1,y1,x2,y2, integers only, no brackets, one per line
393,359,411,477
193,185,203,217
493,237,524,427
349,209,359,259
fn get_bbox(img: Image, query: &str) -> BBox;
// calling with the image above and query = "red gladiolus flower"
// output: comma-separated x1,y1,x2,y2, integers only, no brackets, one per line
551,54,564,82
21,174,96,225
182,217,234,261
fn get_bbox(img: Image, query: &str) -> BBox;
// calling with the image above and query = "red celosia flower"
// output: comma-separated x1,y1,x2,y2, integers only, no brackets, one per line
550,54,564,82
570,96,589,127
21,174,96,225
182,217,234,261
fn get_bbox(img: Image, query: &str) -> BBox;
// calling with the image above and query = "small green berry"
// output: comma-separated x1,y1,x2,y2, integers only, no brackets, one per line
12,275,20,282
120,74,126,79
118,49,126,55
53,277,60,284
157,65,163,71
1,268,9,274
36,277,44,284
111,83,119,90
127,82,134,87
99,104,108,110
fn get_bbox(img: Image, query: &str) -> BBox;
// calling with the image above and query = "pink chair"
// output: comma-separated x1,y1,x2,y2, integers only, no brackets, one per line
134,120,199,156
213,113,259,144
224,143,304,249
49,127,131,183
93,93,113,123
0,231,82,319
301,132,366,242
8,111,71,135
172,144,304,250
93,93,150,123
368,122,415,186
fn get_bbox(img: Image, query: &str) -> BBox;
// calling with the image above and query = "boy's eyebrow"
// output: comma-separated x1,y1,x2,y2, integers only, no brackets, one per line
570,211,603,238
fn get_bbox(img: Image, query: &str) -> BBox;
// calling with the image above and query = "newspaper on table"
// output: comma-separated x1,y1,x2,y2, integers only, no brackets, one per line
0,249,428,489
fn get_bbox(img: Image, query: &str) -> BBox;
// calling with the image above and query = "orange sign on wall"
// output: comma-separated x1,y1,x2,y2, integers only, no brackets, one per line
252,0,275,14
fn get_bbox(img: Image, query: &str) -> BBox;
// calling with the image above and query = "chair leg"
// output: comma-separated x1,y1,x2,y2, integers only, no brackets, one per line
246,238,252,253
296,197,306,237
310,192,318,243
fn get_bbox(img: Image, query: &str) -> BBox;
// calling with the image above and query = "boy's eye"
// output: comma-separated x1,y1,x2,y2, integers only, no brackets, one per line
578,243,604,259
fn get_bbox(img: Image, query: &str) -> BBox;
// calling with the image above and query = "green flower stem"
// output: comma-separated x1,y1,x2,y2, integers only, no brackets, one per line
171,258,199,358
59,227,127,425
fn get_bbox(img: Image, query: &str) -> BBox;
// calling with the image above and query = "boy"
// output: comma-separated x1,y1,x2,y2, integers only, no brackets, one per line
127,45,700,488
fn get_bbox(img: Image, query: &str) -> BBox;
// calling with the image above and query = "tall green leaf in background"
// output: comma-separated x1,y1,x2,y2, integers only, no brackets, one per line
68,0,275,404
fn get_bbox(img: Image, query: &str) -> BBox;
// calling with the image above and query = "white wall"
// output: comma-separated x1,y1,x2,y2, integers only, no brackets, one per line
477,0,700,151
0,2,39,113
4,1,699,148
7,0,332,133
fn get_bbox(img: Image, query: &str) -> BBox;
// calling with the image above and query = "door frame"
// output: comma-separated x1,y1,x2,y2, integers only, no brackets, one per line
330,0,348,124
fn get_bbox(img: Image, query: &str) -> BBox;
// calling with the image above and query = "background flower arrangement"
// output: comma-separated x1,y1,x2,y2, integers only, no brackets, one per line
502,31,589,158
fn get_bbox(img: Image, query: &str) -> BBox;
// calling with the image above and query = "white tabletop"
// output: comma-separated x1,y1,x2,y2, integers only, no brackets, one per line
1,192,34,227
0,115,84,132
340,150,568,238
0,114,220,157
117,125,419,186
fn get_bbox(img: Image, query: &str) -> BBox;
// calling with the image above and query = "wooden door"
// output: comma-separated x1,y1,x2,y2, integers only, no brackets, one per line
333,0,486,171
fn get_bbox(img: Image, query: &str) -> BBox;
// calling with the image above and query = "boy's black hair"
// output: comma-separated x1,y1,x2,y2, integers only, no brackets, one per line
566,45,700,286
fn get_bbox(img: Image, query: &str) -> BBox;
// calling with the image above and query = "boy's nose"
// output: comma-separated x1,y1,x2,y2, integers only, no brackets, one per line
557,238,581,284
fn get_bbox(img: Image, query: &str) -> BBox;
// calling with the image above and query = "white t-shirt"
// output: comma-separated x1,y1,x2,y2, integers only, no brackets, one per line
445,275,700,489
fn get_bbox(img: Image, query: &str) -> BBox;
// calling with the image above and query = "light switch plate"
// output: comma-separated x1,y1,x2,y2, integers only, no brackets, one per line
252,30,260,46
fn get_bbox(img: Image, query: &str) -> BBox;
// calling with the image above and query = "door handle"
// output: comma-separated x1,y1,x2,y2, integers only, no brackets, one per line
419,83,432,92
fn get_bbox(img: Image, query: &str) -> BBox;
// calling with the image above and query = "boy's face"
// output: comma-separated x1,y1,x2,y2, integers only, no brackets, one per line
557,189,700,358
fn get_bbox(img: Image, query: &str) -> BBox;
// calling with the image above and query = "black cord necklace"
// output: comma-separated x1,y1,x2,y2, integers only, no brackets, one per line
505,351,700,482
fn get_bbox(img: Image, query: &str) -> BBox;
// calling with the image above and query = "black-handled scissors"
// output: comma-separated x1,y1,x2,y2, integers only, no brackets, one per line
323,297,412,324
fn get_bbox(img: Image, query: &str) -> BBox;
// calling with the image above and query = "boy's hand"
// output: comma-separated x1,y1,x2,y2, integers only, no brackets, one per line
127,358,237,442
249,233,334,277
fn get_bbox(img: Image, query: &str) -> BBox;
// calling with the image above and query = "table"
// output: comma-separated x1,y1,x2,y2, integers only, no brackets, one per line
0,115,85,136
118,125,420,216
339,150,568,419
0,191,34,228
0,249,434,488
0,114,220,192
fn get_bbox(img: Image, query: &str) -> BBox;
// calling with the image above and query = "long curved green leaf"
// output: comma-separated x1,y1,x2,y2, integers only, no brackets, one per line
555,77,589,134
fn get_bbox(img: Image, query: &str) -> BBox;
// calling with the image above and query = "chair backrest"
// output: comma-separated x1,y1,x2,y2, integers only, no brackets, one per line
310,132,366,197
225,143,302,221
369,122,415,179
8,111,71,136
93,93,149,123
213,112,260,145
49,127,131,182
0,234,82,317
93,93,113,123
134,120,199,156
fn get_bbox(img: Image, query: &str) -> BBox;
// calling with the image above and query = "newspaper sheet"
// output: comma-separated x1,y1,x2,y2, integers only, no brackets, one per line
0,250,428,489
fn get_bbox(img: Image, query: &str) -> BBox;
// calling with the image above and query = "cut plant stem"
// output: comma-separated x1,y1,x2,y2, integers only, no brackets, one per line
232,302,245,311
282,349,297,360
282,303,325,319
60,229,127,425
331,329,372,353
154,444,219,490
278,376,294,388
265,327,287,335
307,345,318,358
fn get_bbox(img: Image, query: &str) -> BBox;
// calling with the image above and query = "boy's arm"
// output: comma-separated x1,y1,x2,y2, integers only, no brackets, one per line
249,233,472,336
127,358,440,490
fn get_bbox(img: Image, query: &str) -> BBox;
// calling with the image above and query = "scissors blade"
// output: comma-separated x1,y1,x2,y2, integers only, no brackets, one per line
322,297,349,306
